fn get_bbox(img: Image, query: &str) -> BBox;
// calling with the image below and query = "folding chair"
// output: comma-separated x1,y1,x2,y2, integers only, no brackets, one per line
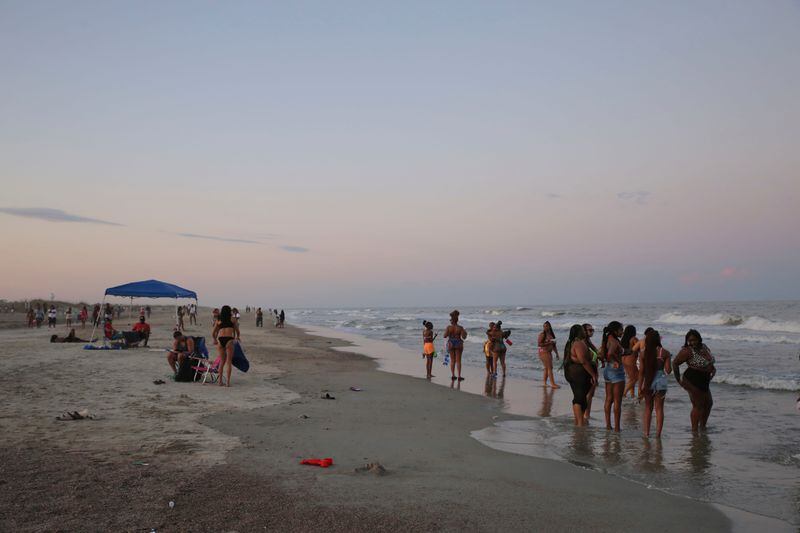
187,336,218,383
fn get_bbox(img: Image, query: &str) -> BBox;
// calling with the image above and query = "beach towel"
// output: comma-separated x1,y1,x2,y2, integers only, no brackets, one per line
232,341,250,373
83,344,125,350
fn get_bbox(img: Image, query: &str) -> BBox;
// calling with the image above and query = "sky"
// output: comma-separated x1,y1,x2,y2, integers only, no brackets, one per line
1,1,799,307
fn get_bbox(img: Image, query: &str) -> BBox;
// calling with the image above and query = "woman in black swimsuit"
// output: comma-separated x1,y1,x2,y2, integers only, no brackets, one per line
673,329,716,432
563,324,597,426
620,325,639,399
212,305,241,387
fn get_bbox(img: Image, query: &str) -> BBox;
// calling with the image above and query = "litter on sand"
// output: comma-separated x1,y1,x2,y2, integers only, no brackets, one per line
56,409,96,421
300,458,334,468
321,392,335,400
355,462,387,476
349,387,363,392
153,379,166,385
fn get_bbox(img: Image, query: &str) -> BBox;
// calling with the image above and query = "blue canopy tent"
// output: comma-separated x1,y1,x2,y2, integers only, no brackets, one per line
89,279,198,344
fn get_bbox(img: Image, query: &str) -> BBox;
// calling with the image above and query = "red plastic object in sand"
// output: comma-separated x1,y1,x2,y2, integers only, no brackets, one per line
300,458,334,468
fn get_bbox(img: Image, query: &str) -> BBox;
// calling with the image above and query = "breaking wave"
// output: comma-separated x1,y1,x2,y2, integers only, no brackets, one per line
657,312,743,326
715,373,800,391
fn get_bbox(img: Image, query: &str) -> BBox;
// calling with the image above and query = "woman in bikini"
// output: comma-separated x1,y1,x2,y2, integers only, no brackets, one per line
484,322,495,376
422,321,436,379
537,321,560,388
488,321,510,378
212,305,241,387
620,325,639,399
641,329,671,438
673,329,715,432
601,321,625,431
444,310,467,381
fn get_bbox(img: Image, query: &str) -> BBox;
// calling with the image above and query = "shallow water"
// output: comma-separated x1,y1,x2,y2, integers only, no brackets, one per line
290,301,800,526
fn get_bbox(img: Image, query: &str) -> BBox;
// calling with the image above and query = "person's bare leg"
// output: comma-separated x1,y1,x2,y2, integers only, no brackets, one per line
700,391,713,429
499,353,506,376
655,394,665,437
642,392,653,437
604,382,613,430
613,382,623,432
491,353,499,376
572,404,584,426
584,382,596,423
623,358,636,398
548,356,560,388
217,344,227,386
224,342,234,386
426,356,433,378
456,348,463,379
167,353,177,373
450,350,456,379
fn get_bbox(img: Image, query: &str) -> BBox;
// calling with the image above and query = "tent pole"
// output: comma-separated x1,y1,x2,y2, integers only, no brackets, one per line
89,294,105,345
129,297,132,323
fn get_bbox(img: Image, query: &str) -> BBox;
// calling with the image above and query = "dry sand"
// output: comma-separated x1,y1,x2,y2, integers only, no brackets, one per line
0,307,731,532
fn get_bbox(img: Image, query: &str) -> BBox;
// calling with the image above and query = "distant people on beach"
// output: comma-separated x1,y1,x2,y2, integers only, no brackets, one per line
212,308,220,324
279,309,285,328
483,322,495,375
422,320,436,378
256,307,263,327
79,305,88,328
176,305,185,331
145,305,151,319
64,307,72,328
673,329,715,432
601,321,625,432
563,324,597,426
444,310,467,381
640,329,671,438
212,305,240,387
537,321,560,388
273,309,279,327
188,303,197,325
232,307,241,324
620,325,639,399
47,305,57,328
26,307,35,328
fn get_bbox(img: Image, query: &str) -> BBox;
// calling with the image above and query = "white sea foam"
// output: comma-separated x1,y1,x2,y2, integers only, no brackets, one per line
657,312,743,326
541,311,566,317
714,373,800,391
737,316,800,334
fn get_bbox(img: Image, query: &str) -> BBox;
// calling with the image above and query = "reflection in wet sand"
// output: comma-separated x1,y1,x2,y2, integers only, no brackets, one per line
484,375,506,399
538,386,554,417
688,433,712,477
638,437,665,473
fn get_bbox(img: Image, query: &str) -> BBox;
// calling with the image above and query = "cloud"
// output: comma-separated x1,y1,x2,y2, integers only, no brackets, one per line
617,191,651,205
0,207,123,226
280,245,309,253
720,266,751,280
177,233,262,244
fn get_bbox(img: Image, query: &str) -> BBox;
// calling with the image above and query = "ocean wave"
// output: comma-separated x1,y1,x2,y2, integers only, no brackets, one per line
516,307,532,311
659,328,800,345
714,374,800,391
541,311,566,317
737,316,800,334
657,312,744,326
483,309,507,316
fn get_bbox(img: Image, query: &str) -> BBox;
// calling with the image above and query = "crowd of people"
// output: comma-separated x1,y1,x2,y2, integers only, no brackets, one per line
425,311,716,438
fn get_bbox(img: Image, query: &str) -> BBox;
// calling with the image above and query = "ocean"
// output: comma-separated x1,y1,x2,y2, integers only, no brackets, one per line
287,301,800,526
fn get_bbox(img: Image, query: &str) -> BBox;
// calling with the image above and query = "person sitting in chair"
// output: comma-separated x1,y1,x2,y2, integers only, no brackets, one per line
132,316,151,347
104,318,124,341
167,331,195,374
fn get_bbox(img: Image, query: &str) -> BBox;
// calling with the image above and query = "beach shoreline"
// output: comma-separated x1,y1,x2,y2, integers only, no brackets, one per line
0,308,755,531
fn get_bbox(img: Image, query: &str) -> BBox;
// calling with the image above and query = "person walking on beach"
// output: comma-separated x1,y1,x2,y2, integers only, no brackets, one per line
601,321,625,431
563,324,597,426
256,307,263,327
79,305,88,328
620,325,639,399
582,323,600,423
92,304,100,327
35,305,45,328
176,305,185,331
641,329,671,438
145,305,151,319
47,305,57,328
422,320,436,379
212,305,240,387
673,329,715,432
212,308,220,324
537,321,560,388
274,309,279,327
279,309,285,328
444,310,468,381
188,303,197,325
26,307,35,328
65,307,72,328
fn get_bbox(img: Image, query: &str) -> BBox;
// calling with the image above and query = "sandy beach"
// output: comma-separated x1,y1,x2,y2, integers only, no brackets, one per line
0,307,734,532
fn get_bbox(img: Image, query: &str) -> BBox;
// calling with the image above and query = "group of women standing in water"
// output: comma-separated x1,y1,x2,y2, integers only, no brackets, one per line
425,312,717,438
560,321,716,437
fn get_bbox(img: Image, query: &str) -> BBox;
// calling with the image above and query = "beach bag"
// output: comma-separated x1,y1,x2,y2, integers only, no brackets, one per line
175,355,196,382
232,341,250,372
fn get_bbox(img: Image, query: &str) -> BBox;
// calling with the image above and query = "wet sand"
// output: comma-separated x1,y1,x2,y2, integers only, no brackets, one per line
0,308,731,531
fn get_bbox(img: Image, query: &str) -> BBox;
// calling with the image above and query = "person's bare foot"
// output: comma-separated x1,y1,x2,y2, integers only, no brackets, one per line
551,384,560,389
